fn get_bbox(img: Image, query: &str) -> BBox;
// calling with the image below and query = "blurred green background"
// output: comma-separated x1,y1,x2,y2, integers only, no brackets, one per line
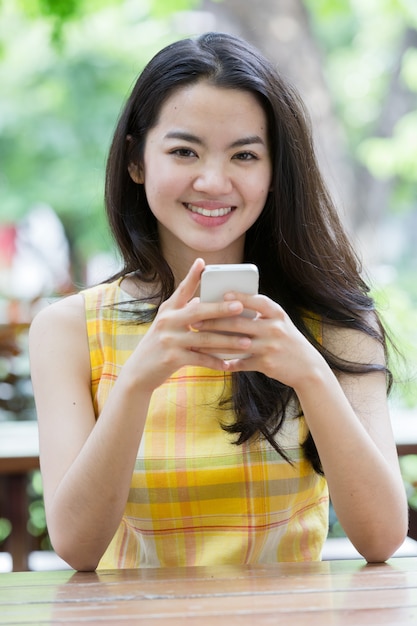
0,0,416,557
0,1,415,398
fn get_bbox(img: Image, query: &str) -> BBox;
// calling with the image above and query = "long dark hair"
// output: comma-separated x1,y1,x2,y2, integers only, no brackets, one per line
105,32,391,473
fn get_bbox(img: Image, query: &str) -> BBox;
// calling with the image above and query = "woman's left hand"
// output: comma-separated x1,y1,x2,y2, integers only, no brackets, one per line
196,291,326,388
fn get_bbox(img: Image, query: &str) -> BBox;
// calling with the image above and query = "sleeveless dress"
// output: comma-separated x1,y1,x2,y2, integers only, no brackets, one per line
81,279,329,569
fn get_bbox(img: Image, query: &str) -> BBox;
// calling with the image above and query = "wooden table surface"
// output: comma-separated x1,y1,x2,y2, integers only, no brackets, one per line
1,558,417,625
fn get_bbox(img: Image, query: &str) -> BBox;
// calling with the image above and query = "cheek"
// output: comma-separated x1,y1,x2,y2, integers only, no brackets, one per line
142,167,168,200
145,163,189,197
248,180,270,207
142,181,162,216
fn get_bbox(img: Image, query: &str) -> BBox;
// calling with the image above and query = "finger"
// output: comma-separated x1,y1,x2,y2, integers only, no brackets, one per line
224,292,283,318
187,299,244,330
171,258,205,307
190,329,252,354
192,311,255,334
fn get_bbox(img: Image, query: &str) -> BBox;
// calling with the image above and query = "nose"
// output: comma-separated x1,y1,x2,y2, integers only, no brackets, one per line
192,161,233,195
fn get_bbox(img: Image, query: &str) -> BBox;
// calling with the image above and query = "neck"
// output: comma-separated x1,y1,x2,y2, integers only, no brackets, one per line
161,243,245,288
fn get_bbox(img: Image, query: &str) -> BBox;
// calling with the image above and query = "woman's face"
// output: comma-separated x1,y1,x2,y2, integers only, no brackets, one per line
129,81,272,268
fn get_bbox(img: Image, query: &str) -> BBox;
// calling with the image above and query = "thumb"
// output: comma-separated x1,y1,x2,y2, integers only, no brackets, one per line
173,258,205,306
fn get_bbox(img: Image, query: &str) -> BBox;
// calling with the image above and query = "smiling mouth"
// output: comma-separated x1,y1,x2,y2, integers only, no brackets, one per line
185,203,234,217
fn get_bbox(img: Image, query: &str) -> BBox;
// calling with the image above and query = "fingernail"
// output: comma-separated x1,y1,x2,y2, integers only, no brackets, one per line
228,301,242,312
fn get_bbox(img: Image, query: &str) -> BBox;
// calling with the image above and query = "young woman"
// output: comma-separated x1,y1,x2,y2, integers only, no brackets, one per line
29,32,407,571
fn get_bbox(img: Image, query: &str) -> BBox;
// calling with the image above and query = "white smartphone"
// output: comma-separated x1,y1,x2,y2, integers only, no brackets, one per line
200,263,259,359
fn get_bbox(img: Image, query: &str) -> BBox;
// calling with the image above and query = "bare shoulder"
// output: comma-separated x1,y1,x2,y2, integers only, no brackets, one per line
29,293,90,377
322,312,386,366
29,291,96,451
30,293,85,334
31,293,84,328
322,313,391,434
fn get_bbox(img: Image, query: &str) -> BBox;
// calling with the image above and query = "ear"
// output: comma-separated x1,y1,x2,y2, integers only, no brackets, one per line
128,161,144,184
126,134,144,184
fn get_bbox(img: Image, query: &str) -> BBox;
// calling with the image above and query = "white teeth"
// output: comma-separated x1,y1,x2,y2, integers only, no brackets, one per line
187,204,232,217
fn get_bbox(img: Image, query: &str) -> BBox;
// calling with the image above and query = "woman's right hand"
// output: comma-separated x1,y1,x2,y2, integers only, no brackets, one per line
123,258,251,393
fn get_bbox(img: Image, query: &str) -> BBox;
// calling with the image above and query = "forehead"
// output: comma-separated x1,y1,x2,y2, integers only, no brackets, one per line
153,82,268,135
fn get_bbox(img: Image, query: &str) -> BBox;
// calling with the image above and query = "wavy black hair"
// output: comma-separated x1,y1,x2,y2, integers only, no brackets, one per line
104,32,391,473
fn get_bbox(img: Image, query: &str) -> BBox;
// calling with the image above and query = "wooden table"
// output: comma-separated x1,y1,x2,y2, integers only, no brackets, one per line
0,421,39,571
1,559,417,624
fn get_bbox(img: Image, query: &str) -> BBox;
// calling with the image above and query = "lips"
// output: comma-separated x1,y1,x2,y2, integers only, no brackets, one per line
185,203,233,217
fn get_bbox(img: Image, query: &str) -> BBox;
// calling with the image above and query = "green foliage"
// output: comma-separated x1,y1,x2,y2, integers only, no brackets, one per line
306,0,417,411
17,0,201,20
356,39,417,209
358,112,417,182
399,455,417,510
0,1,194,264
373,281,417,409
0,517,12,542
305,0,417,186
33,0,81,19
28,499,47,537
150,0,200,17
303,0,359,48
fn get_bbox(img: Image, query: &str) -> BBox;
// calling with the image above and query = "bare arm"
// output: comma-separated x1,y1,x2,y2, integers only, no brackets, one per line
296,323,407,562
29,294,153,571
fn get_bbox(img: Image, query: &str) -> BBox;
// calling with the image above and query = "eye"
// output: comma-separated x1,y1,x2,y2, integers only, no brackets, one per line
170,148,197,158
233,151,258,161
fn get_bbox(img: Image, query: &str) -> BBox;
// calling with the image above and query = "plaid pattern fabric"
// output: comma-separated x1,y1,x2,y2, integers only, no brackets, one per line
82,280,328,568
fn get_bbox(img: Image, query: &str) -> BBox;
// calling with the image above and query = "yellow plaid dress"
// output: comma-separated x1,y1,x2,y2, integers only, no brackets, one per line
82,280,328,569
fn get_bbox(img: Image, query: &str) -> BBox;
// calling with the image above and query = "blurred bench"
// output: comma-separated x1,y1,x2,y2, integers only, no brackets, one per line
0,420,39,571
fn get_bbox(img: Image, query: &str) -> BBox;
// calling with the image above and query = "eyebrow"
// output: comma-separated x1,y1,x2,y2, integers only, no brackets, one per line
164,131,266,148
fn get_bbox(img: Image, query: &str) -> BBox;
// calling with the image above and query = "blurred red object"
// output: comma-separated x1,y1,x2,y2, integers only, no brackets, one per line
0,225,17,267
